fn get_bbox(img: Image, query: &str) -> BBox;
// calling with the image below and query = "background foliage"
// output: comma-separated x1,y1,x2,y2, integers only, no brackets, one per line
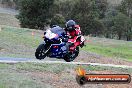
1,0,132,41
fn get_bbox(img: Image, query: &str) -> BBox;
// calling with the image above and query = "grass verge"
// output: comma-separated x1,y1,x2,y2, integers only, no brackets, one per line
0,62,132,88
0,13,19,27
0,26,43,58
82,37,132,61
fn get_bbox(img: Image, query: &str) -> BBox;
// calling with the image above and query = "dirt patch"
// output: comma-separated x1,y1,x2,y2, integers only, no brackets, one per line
26,70,132,88
28,71,104,88
75,51,132,66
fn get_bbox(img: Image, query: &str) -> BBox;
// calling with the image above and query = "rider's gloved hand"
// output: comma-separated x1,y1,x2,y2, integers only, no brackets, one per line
80,42,84,48
62,37,68,42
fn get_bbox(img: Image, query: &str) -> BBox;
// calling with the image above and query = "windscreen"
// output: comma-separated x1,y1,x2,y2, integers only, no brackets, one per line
50,26,66,35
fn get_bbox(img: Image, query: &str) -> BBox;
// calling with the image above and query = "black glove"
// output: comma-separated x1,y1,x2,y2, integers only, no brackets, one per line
80,42,85,48
62,37,68,42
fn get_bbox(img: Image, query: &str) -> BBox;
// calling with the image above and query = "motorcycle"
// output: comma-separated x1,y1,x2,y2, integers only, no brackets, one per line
35,27,85,62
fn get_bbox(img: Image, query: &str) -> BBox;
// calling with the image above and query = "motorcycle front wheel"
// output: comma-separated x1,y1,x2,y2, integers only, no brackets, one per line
35,44,47,60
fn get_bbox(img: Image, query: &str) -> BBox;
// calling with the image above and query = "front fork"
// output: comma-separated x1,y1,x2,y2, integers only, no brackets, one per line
41,41,51,55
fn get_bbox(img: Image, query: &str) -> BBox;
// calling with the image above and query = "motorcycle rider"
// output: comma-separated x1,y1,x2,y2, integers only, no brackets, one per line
64,20,85,51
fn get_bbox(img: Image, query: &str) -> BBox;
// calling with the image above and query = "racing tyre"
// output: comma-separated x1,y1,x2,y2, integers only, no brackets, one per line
64,47,79,62
35,44,47,60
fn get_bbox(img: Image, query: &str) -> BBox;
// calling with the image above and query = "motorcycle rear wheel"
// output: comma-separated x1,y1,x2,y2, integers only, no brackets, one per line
35,44,47,60
64,47,79,62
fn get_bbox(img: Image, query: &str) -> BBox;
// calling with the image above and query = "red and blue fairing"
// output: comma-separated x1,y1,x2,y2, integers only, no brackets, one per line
43,27,68,58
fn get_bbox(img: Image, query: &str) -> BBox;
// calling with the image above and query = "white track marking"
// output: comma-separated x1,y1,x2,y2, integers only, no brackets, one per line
0,59,132,68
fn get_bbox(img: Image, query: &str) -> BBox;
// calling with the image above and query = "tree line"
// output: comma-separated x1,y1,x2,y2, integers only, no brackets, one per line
1,0,132,41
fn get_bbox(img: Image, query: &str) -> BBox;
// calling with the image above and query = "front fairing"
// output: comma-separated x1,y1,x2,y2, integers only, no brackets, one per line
44,29,59,39
44,30,58,43
44,29,65,44
44,37,60,44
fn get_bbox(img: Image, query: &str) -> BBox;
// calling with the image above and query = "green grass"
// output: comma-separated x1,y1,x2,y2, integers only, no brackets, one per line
0,73,37,88
82,37,132,61
0,72,52,88
15,62,132,73
0,62,132,88
16,63,75,74
0,13,19,27
0,63,54,88
1,26,41,47
0,26,43,58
